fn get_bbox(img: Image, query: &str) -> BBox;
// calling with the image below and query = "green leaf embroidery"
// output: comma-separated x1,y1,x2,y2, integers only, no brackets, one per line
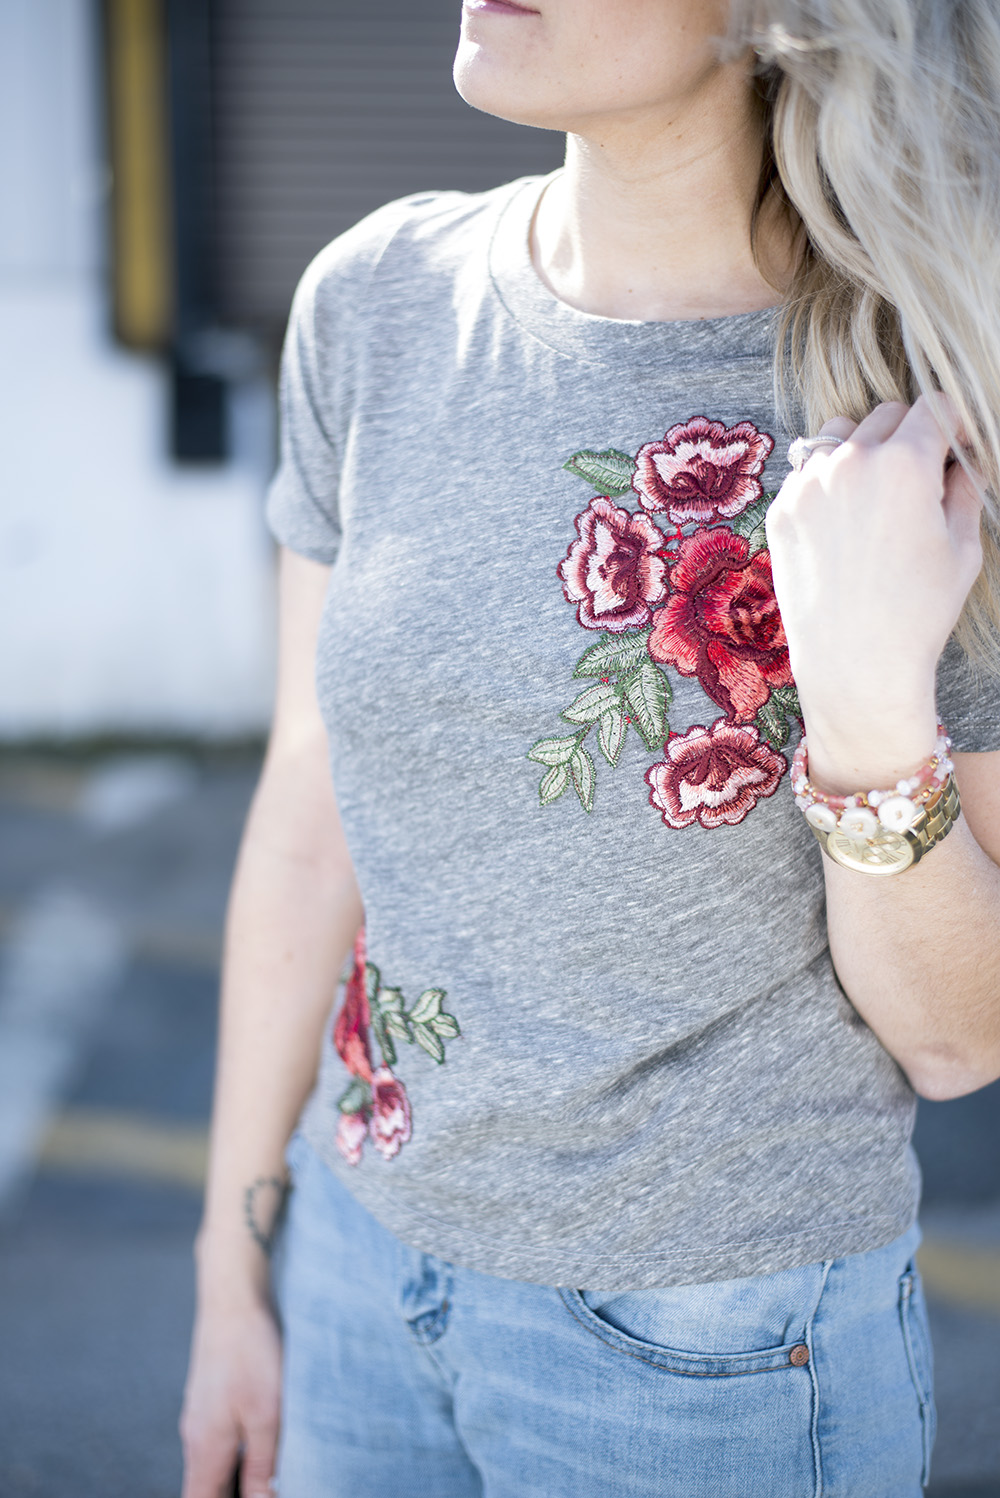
363,963,397,1065
597,707,627,766
371,982,461,1060
573,630,651,681
411,1021,446,1064
337,1077,372,1115
528,734,579,766
563,448,636,497
570,743,596,812
561,682,621,725
754,684,801,750
771,684,801,712
384,1012,412,1041
539,763,571,805
368,1003,396,1067
410,988,445,1023
622,661,671,750
730,492,775,555
376,986,404,1013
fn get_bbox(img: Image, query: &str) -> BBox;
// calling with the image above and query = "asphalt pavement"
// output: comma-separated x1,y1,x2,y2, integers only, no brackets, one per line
0,750,997,1498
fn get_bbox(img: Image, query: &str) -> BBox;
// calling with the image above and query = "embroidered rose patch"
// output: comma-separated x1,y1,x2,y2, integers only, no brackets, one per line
529,415,800,828
333,928,460,1165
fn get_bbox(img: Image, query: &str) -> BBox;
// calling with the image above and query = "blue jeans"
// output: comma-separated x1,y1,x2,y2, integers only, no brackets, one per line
274,1136,935,1497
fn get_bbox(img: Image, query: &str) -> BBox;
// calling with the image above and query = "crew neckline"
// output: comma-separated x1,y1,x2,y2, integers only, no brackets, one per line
488,174,781,371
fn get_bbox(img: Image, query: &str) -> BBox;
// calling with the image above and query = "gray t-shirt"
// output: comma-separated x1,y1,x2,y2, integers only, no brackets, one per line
267,174,1000,1288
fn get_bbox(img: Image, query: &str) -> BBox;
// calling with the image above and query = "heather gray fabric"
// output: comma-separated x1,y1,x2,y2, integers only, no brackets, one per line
267,175,1000,1288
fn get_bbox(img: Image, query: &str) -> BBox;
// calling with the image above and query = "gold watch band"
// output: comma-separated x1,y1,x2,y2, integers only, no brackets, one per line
806,772,962,875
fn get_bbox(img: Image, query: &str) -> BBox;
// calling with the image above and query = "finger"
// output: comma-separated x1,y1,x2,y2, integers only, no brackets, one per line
849,400,912,446
816,416,858,441
920,388,970,448
240,1418,280,1498
893,392,957,467
943,458,986,553
180,1436,240,1498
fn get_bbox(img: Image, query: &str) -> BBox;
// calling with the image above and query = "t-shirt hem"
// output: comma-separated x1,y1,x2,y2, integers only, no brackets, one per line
301,1118,917,1289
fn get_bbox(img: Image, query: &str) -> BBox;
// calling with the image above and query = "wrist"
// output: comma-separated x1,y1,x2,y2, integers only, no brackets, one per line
798,705,939,798
195,1222,273,1307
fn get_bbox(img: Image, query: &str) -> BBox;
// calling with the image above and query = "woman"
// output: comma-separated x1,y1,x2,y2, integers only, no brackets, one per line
181,2,1000,1495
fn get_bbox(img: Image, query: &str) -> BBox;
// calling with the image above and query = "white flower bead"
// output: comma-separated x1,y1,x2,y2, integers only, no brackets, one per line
838,807,880,840
805,802,838,833
877,795,917,832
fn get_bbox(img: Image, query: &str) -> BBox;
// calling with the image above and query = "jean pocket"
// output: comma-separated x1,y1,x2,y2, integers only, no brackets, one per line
899,1264,936,1486
559,1286,814,1379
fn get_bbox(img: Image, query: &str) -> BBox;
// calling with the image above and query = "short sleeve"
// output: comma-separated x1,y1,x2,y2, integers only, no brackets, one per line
936,635,1000,753
265,193,455,565
265,253,345,565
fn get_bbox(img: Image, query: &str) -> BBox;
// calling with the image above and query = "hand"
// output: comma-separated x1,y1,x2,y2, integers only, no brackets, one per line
180,1296,283,1498
765,396,984,790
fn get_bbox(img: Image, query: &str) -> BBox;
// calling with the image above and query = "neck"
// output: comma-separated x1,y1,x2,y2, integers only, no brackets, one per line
532,80,795,323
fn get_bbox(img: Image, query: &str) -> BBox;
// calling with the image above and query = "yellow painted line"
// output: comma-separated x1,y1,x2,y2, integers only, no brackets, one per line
39,1109,208,1191
918,1238,1000,1314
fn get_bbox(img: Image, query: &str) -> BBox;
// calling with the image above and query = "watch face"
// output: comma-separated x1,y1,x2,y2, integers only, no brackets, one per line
826,827,916,874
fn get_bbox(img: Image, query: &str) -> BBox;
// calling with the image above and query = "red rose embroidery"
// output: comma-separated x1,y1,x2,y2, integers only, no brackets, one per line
370,1067,413,1159
633,416,773,525
336,1109,369,1166
647,527,793,723
333,928,374,1083
558,496,669,633
645,720,787,829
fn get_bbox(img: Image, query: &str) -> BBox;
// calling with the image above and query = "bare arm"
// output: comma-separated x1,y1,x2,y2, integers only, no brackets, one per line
181,547,363,1498
767,397,1000,1102
821,749,1000,1101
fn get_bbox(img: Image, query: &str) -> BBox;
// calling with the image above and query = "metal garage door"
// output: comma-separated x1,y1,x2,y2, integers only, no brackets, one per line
211,0,565,336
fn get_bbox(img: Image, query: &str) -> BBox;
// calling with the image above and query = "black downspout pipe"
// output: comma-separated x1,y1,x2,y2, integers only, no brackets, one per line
165,0,227,462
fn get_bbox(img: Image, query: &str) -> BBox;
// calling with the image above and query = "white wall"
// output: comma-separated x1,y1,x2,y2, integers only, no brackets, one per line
0,0,276,738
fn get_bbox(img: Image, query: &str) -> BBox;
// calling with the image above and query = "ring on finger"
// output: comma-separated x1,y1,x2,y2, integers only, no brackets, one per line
787,435,846,472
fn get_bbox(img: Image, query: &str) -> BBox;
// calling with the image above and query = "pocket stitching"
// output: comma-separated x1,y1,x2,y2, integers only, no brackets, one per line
558,1288,807,1379
898,1268,935,1486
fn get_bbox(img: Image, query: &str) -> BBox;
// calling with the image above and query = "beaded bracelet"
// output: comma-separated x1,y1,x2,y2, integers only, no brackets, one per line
791,724,954,840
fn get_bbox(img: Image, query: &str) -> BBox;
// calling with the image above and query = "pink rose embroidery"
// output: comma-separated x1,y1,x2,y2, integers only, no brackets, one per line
633,417,774,525
336,1109,370,1166
369,1067,413,1159
645,720,787,829
558,497,669,633
647,527,793,723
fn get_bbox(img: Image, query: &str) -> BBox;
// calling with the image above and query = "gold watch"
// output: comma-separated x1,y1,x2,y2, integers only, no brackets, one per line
806,773,962,875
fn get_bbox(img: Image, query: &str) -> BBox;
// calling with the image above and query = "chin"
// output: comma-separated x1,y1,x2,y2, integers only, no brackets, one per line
453,32,565,132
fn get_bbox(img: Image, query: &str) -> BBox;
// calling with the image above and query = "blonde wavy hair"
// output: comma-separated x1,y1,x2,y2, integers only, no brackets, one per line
726,0,1000,671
